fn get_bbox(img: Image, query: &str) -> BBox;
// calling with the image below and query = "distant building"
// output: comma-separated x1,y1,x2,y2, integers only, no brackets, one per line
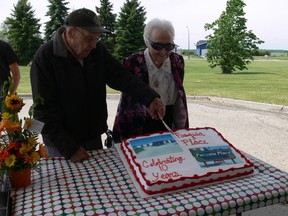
196,40,208,57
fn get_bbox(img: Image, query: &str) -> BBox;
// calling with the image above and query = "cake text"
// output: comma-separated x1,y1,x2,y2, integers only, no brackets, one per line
174,132,208,146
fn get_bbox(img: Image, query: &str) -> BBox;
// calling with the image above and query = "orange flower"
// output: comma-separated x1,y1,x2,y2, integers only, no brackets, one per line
6,142,20,151
4,120,21,132
23,154,34,164
38,144,48,158
19,143,32,155
0,149,10,160
24,152,40,164
0,119,7,132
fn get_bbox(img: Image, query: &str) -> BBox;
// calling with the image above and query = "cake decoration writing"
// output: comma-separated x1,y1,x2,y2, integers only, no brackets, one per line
174,131,208,146
181,138,208,146
152,171,182,182
142,155,185,169
174,131,205,140
143,156,185,181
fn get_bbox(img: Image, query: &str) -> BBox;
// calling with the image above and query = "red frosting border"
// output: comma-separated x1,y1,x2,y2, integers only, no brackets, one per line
121,127,254,195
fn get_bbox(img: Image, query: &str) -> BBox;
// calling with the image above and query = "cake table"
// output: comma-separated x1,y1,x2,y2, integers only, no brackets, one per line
2,148,288,216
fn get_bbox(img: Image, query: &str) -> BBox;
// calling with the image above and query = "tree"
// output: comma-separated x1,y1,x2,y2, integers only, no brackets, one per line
204,0,264,74
96,0,117,54
0,22,9,41
44,0,69,42
4,0,43,65
114,0,146,61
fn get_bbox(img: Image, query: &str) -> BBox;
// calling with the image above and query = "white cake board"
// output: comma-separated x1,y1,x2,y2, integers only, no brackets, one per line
115,144,257,198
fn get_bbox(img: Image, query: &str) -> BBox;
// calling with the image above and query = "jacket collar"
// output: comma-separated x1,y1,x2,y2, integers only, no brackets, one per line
53,27,70,58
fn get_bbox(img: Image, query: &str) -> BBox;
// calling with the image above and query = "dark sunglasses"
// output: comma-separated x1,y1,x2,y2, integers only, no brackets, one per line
149,40,176,51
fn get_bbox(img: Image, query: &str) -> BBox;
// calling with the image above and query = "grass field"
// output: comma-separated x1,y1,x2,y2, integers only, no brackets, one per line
184,59,288,105
19,58,288,106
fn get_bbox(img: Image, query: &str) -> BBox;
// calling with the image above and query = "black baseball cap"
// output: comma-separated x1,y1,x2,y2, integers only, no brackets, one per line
64,8,109,33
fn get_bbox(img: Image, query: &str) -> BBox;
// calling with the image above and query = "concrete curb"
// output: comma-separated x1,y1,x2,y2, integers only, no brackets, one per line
186,96,288,114
19,93,288,114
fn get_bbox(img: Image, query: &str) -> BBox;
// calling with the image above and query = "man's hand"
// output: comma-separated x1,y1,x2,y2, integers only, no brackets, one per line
70,147,90,163
148,97,166,120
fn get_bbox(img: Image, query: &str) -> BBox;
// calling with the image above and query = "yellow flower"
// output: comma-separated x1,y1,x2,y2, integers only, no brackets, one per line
1,112,11,120
4,154,16,167
30,152,40,163
24,152,40,164
24,118,33,129
28,137,37,145
5,94,24,112
19,143,32,154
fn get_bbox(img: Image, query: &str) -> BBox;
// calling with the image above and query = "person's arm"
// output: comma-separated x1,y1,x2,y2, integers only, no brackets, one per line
2,41,20,94
8,62,20,94
103,47,165,119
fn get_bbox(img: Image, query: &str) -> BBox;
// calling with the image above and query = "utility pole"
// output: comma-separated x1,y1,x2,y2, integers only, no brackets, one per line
186,26,190,60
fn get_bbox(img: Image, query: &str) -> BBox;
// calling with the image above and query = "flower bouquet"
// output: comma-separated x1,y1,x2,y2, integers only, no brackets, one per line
0,83,48,188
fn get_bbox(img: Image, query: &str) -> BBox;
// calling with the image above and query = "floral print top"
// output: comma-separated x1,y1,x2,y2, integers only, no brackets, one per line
112,51,189,142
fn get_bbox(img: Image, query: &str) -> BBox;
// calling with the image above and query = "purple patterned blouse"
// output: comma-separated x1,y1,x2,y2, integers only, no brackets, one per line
112,51,189,141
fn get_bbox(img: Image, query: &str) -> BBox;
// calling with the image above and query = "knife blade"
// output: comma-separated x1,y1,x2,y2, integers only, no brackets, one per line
161,119,180,143
161,119,173,134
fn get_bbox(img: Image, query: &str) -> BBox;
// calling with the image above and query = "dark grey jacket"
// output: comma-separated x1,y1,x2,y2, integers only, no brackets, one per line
30,27,159,159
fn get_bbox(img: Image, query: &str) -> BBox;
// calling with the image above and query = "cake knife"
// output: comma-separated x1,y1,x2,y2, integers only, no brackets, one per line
161,119,174,135
160,119,182,144
155,110,175,135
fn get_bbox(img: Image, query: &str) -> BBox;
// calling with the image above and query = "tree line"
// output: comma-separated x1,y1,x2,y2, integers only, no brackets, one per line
1,0,265,74
0,0,146,66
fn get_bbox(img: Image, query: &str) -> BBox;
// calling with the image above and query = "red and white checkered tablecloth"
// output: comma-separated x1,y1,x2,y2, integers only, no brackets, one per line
9,148,288,216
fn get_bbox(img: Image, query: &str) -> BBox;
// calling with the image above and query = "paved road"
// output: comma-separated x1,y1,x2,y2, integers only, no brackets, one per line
20,94,288,215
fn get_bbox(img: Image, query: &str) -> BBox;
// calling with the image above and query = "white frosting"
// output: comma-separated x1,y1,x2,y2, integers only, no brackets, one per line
121,128,254,194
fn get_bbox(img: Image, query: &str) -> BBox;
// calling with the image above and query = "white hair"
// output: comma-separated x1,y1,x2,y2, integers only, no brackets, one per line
143,18,175,45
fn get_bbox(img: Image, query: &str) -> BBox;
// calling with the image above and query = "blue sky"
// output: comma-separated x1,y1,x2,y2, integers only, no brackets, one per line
1,0,287,50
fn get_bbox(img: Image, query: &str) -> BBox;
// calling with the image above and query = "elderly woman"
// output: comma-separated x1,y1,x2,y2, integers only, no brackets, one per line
113,18,189,141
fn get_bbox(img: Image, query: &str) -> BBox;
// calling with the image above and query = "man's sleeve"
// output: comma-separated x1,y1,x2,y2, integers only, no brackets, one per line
3,42,19,65
104,50,159,107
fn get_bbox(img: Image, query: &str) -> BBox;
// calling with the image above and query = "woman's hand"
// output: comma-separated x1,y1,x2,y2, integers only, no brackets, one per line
148,97,166,120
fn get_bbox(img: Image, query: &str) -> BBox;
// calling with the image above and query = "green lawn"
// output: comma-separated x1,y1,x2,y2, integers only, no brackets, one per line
184,59,288,105
18,66,31,93
19,59,288,105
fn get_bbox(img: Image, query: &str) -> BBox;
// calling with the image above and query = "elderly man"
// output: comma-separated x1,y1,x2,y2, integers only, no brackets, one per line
30,8,165,162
